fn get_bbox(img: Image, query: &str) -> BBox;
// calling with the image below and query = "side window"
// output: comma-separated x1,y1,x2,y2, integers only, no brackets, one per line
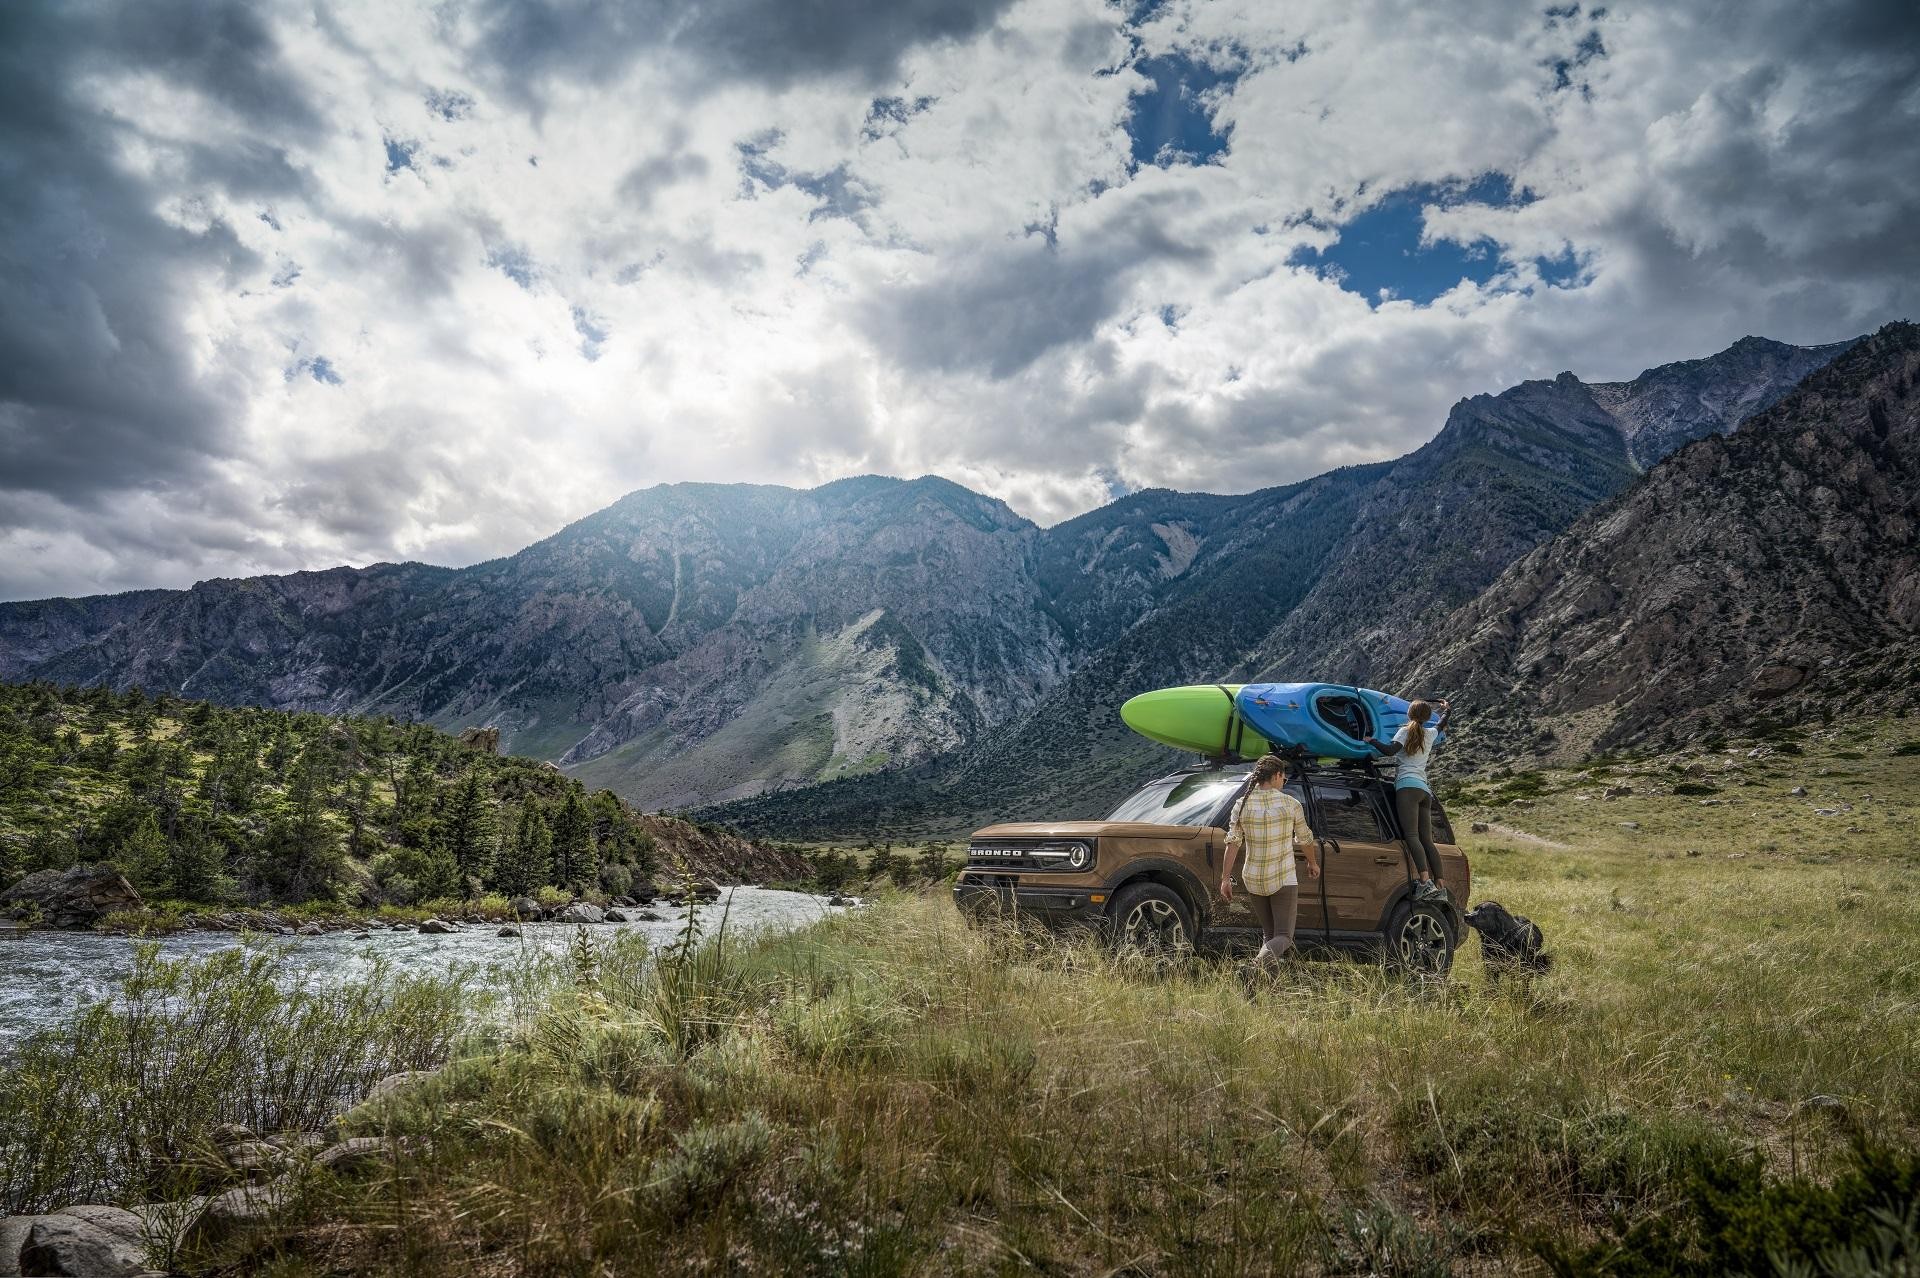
1311,783,1391,842
1431,800,1455,845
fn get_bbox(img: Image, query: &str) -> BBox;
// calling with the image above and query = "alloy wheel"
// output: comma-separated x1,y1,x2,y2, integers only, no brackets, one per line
1121,898,1188,951
1397,908,1451,972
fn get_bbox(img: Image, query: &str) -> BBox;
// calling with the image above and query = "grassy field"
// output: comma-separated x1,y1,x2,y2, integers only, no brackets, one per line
9,719,1917,1273
143,721,1920,1275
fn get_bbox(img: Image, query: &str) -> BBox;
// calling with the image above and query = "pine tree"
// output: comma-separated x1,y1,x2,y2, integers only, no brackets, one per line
254,746,344,903
917,842,951,882
494,797,553,897
115,811,171,896
869,844,899,885
167,824,229,902
441,770,496,893
550,787,596,889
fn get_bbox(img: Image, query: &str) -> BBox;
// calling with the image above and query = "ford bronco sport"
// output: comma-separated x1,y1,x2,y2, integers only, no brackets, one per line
953,760,1471,973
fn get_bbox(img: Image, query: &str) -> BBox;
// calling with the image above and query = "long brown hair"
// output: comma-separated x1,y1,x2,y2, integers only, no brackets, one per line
1251,753,1290,786
1403,701,1432,754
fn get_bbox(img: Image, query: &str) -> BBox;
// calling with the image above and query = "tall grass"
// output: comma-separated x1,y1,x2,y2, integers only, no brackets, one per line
219,859,1918,1275
0,943,471,1213
20,728,1920,1272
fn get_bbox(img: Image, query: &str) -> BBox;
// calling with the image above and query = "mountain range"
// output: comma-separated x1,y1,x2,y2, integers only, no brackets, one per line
1,329,1893,835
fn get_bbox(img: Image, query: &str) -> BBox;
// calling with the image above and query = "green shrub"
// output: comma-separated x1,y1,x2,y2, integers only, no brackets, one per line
1673,782,1719,796
1537,1142,1920,1277
0,943,471,1213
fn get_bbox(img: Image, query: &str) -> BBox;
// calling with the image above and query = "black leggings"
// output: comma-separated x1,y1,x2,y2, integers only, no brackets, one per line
1396,787,1442,880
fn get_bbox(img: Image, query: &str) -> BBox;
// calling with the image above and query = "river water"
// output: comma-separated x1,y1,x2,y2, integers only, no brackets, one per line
0,887,843,1053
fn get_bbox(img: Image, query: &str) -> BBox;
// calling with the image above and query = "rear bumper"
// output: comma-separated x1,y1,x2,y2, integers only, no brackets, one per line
952,874,1104,922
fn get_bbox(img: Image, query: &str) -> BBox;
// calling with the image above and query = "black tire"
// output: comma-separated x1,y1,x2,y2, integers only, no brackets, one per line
1108,881,1195,953
1386,898,1457,975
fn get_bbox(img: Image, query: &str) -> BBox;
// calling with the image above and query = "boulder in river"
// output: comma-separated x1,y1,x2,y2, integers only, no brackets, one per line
496,925,521,938
554,903,605,924
14,1204,151,1276
603,908,631,923
417,918,455,934
507,896,542,920
0,865,143,929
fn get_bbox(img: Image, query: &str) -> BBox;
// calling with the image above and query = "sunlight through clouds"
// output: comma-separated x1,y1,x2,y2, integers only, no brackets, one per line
0,0,1915,598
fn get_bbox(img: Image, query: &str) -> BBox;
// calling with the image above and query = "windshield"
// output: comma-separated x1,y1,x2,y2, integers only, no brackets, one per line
1106,769,1248,828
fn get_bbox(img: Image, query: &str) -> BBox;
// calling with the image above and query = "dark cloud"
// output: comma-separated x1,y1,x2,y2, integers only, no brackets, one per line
469,0,1017,99
860,193,1210,379
0,1,301,511
617,128,710,211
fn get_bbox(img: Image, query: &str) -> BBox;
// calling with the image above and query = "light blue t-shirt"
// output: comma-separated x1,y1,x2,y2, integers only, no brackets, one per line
1393,722,1436,792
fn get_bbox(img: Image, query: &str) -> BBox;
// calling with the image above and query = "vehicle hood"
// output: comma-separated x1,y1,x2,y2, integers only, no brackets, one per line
969,821,1206,840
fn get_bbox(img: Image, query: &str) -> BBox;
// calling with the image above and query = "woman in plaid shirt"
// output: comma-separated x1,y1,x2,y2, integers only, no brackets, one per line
1220,754,1321,966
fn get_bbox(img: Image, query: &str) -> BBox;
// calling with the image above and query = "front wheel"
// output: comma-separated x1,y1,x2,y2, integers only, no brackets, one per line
1386,899,1457,975
1108,881,1194,954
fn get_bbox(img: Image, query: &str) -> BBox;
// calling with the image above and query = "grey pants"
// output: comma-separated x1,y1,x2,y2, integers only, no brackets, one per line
1396,787,1441,879
1247,884,1299,961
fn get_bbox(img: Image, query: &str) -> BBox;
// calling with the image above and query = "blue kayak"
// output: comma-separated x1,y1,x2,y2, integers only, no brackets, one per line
1235,682,1443,759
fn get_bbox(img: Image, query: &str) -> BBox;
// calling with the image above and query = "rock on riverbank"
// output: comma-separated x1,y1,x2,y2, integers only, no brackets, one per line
0,865,142,930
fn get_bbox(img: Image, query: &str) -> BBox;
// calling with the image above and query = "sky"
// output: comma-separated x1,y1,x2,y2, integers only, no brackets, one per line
2,0,1917,601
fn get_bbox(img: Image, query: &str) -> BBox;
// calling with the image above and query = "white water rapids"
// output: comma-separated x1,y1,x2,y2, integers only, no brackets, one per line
0,887,843,1053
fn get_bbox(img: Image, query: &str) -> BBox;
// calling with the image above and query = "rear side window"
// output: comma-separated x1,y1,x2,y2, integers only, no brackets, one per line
1431,800,1455,845
1310,783,1391,841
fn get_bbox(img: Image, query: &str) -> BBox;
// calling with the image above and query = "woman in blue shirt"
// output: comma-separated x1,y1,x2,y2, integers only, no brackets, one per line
1365,698,1452,901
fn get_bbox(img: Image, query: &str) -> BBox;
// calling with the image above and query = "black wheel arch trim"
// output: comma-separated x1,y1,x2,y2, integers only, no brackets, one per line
1372,884,1465,939
1106,858,1211,929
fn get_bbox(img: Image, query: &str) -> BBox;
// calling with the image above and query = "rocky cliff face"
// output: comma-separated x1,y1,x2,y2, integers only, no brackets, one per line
0,334,1865,818
6,478,1085,810
1401,322,1920,762
1244,337,1856,693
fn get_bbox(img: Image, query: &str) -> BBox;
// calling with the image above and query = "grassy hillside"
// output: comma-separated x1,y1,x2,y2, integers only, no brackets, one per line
0,682,800,917
9,717,1907,1272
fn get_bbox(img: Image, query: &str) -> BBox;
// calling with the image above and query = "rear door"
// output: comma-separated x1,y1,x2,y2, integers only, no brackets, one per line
1308,780,1407,931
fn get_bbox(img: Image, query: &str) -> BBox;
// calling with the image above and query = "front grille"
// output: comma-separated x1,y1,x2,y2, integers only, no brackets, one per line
966,839,1093,872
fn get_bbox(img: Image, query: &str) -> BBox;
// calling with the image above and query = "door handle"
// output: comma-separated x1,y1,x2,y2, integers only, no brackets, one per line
1374,856,1401,867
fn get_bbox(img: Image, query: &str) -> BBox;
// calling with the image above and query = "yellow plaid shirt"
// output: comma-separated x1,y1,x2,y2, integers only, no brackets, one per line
1227,787,1308,894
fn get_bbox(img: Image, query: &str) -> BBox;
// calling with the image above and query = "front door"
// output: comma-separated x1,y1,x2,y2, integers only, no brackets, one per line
1205,782,1328,937
1308,780,1407,931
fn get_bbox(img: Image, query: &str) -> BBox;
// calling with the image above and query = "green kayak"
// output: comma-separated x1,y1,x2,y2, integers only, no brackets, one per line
1119,684,1271,760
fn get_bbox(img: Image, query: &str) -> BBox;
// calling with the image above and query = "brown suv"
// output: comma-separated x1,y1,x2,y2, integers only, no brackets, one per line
953,760,1471,972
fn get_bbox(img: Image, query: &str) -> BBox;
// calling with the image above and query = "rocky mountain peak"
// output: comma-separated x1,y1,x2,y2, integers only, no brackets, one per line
1402,319,1919,762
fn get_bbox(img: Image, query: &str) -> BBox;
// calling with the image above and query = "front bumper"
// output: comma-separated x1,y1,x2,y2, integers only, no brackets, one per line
952,872,1104,922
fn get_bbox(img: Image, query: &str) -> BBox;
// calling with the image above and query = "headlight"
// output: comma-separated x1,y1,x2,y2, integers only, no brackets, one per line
965,840,1094,871
1029,841,1094,870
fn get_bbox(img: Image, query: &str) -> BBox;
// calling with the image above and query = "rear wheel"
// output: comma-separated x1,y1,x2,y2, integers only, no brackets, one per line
1386,899,1457,975
1109,881,1194,953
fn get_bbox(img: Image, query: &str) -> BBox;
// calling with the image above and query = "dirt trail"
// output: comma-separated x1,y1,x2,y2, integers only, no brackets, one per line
1481,822,1573,850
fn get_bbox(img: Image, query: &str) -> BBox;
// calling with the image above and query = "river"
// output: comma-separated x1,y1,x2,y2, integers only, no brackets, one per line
0,887,844,1052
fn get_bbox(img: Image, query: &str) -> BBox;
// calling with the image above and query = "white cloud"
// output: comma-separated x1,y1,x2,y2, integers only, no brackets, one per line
2,0,1916,597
